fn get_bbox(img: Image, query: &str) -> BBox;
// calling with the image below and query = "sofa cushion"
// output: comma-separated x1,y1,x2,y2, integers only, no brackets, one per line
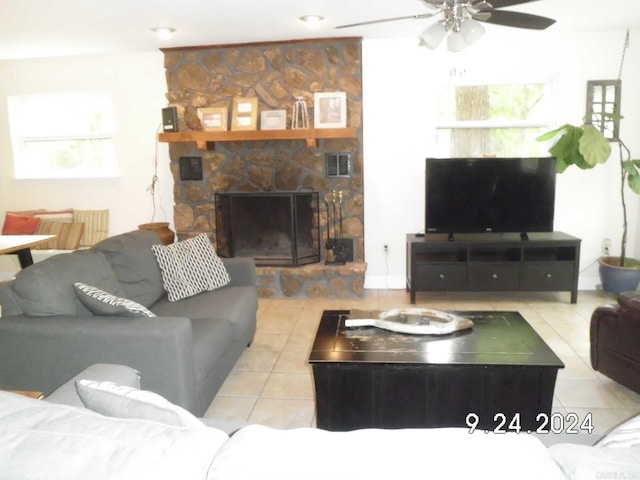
73,209,109,247
9,250,124,316
75,380,204,428
1,213,40,234
151,233,230,302
73,282,156,317
0,282,24,316
7,208,73,221
33,209,74,222
33,220,85,250
152,285,257,342
93,230,165,307
191,317,235,383
0,392,227,480
548,444,640,480
596,413,640,448
547,413,640,479
6,209,46,217
209,425,565,479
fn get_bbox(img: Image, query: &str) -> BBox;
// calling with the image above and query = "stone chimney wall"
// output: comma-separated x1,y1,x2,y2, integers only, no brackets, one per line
162,38,364,263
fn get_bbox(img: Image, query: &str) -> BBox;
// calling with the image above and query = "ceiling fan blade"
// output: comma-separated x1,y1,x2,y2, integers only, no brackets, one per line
336,13,436,29
479,10,556,30
488,0,540,8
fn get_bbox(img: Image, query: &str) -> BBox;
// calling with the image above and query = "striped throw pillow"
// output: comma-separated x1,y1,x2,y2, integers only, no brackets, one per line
73,283,156,317
33,220,85,250
73,209,109,247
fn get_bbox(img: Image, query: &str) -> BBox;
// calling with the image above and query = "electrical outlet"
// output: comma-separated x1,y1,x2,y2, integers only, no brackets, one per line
603,238,611,256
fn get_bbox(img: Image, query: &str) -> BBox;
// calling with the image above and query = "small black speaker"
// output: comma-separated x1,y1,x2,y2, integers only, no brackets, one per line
162,106,178,132
179,156,203,181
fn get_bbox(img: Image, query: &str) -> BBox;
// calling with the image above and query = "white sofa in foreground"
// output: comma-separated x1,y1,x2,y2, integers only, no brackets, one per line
1,364,638,480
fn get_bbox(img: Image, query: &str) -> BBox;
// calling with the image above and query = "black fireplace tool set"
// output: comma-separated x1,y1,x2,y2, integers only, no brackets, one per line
325,190,353,265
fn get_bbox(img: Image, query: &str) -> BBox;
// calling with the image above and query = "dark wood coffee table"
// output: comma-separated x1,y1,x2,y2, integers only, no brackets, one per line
309,310,564,431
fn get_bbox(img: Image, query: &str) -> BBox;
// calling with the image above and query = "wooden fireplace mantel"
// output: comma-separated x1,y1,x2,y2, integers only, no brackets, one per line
158,127,357,150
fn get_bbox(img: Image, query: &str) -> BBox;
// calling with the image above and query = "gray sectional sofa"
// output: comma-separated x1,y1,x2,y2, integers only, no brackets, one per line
0,230,258,416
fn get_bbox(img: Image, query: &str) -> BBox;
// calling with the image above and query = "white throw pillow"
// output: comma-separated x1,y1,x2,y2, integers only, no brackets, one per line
75,380,204,428
0,391,227,480
151,233,230,302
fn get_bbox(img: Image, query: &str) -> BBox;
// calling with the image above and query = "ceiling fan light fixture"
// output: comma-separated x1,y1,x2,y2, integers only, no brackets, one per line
151,27,176,40
447,31,467,52
420,22,447,50
459,18,485,45
336,0,556,52
300,15,325,28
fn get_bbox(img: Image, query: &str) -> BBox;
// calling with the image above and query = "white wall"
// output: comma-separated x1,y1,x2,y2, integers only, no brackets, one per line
1,31,638,292
362,29,640,291
0,51,174,238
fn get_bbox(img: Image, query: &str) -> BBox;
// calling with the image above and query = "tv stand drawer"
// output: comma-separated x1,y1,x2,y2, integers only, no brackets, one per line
468,264,520,290
414,264,466,290
522,263,575,290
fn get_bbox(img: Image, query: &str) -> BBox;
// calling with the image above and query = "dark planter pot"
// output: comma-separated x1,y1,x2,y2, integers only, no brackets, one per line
598,256,640,295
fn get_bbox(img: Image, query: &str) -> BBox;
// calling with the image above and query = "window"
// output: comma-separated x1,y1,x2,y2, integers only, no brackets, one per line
586,79,621,140
8,92,116,179
435,83,552,158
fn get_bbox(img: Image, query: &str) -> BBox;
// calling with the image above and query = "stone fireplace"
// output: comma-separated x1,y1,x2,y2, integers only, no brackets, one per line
215,191,320,267
162,38,366,297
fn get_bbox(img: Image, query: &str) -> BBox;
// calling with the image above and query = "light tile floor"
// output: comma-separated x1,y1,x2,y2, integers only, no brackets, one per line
204,289,640,435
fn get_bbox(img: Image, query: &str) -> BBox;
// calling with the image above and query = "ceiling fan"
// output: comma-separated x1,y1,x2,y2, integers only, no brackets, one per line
336,0,556,52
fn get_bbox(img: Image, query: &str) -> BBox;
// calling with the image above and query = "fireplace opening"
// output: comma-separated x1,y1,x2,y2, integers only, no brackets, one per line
215,192,320,267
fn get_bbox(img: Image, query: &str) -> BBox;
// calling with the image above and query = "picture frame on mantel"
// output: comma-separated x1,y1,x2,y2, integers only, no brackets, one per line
314,92,347,129
260,109,287,130
231,97,258,131
197,107,228,132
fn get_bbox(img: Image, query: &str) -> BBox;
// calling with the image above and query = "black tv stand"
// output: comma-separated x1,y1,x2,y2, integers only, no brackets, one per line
406,232,581,304
449,232,530,241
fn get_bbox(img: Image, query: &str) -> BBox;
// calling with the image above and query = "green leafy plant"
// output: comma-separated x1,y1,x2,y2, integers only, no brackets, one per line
536,119,640,266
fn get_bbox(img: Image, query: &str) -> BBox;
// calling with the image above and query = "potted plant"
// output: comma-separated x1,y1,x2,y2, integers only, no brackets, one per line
537,121,640,294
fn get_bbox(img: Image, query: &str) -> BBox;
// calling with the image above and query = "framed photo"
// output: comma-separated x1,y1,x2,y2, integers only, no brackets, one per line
314,92,347,129
231,97,258,131
197,107,228,132
260,109,287,130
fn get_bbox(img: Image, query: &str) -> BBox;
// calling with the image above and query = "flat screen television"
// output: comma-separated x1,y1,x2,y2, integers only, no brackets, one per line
425,157,557,235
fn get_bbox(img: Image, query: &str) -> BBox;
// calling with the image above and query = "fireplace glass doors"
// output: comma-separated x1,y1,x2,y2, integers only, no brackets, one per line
215,192,320,267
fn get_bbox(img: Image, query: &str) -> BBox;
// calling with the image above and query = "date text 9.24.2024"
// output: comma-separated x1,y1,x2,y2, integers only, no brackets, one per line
466,412,594,435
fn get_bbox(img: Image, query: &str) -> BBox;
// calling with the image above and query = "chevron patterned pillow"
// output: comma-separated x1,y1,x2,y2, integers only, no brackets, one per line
151,233,230,302
74,282,156,317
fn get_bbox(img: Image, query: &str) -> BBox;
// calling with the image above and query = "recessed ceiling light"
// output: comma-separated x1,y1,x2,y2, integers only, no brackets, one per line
151,27,176,40
299,15,325,28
